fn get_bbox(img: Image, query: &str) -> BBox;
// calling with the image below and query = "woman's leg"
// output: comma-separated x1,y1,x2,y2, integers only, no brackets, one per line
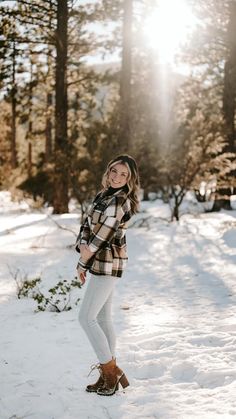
79,274,117,364
97,290,116,359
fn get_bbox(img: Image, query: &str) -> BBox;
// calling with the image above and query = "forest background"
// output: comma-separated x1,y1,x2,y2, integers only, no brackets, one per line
0,0,236,220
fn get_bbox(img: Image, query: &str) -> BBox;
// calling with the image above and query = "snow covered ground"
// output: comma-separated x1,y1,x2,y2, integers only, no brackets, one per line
0,190,236,419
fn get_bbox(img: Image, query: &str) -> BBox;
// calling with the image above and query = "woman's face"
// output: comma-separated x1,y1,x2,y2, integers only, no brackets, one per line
108,163,129,189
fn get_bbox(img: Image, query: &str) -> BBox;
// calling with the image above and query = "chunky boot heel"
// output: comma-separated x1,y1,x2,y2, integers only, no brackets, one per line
119,373,129,389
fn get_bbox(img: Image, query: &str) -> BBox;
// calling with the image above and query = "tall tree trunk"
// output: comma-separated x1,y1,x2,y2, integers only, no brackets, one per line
53,0,68,213
28,141,32,177
45,3,53,162
223,1,236,153
213,1,236,210
118,0,133,152
27,60,33,178
45,91,53,161
11,41,17,168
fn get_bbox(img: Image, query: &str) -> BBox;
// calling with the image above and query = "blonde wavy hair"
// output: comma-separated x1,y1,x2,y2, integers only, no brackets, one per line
101,154,140,214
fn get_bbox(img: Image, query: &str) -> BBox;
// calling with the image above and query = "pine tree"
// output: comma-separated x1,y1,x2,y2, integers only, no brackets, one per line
0,13,21,168
182,0,236,209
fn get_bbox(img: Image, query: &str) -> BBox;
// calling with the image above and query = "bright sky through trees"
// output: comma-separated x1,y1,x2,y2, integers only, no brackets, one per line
143,0,197,66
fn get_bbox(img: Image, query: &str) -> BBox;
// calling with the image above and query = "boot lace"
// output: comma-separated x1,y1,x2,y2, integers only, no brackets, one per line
87,363,101,377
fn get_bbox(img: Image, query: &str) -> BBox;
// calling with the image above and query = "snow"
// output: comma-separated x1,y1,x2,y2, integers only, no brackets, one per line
0,190,236,419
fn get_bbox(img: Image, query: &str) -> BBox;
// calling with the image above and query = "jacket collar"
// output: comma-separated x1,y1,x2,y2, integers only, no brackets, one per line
104,184,129,197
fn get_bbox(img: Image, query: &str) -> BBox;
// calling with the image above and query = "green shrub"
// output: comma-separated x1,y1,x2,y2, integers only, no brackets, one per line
12,268,81,312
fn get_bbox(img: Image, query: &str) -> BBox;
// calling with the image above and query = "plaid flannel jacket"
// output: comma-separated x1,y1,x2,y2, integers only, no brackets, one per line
75,187,133,277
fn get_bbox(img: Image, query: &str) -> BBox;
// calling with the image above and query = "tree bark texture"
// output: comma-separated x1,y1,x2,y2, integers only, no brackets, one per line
53,0,68,213
11,41,17,168
45,91,53,161
27,60,33,178
45,5,54,162
223,1,236,153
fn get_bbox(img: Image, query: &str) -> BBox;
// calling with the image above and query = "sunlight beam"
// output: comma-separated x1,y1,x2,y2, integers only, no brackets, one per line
143,0,197,65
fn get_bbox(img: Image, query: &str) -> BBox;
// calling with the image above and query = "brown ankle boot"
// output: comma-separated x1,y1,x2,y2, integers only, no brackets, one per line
86,374,104,393
86,358,116,393
97,359,129,396
86,364,104,393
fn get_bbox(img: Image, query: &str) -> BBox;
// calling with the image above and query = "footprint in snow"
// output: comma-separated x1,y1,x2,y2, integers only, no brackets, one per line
171,361,198,383
188,335,228,347
195,370,236,389
171,362,236,389
133,362,166,380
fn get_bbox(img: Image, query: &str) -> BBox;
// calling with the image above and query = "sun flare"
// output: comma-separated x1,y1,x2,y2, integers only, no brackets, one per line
143,0,197,65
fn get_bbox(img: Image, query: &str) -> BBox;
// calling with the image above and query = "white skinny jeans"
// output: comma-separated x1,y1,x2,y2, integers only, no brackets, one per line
79,274,117,364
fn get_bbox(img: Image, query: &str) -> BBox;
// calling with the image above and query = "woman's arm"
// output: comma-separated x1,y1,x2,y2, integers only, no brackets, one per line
75,216,90,252
75,191,104,252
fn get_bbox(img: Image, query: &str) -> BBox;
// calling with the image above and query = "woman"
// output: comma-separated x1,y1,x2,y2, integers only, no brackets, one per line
75,154,140,396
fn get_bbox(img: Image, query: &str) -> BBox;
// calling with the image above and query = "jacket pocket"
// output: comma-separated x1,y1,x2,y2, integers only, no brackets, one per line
111,244,128,260
91,246,114,275
95,246,114,263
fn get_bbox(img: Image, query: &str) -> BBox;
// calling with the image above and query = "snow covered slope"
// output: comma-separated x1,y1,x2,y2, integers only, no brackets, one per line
0,191,236,419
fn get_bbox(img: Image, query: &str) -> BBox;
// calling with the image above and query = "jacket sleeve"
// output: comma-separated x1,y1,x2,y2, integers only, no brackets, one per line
87,196,127,253
76,215,94,271
75,216,90,252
